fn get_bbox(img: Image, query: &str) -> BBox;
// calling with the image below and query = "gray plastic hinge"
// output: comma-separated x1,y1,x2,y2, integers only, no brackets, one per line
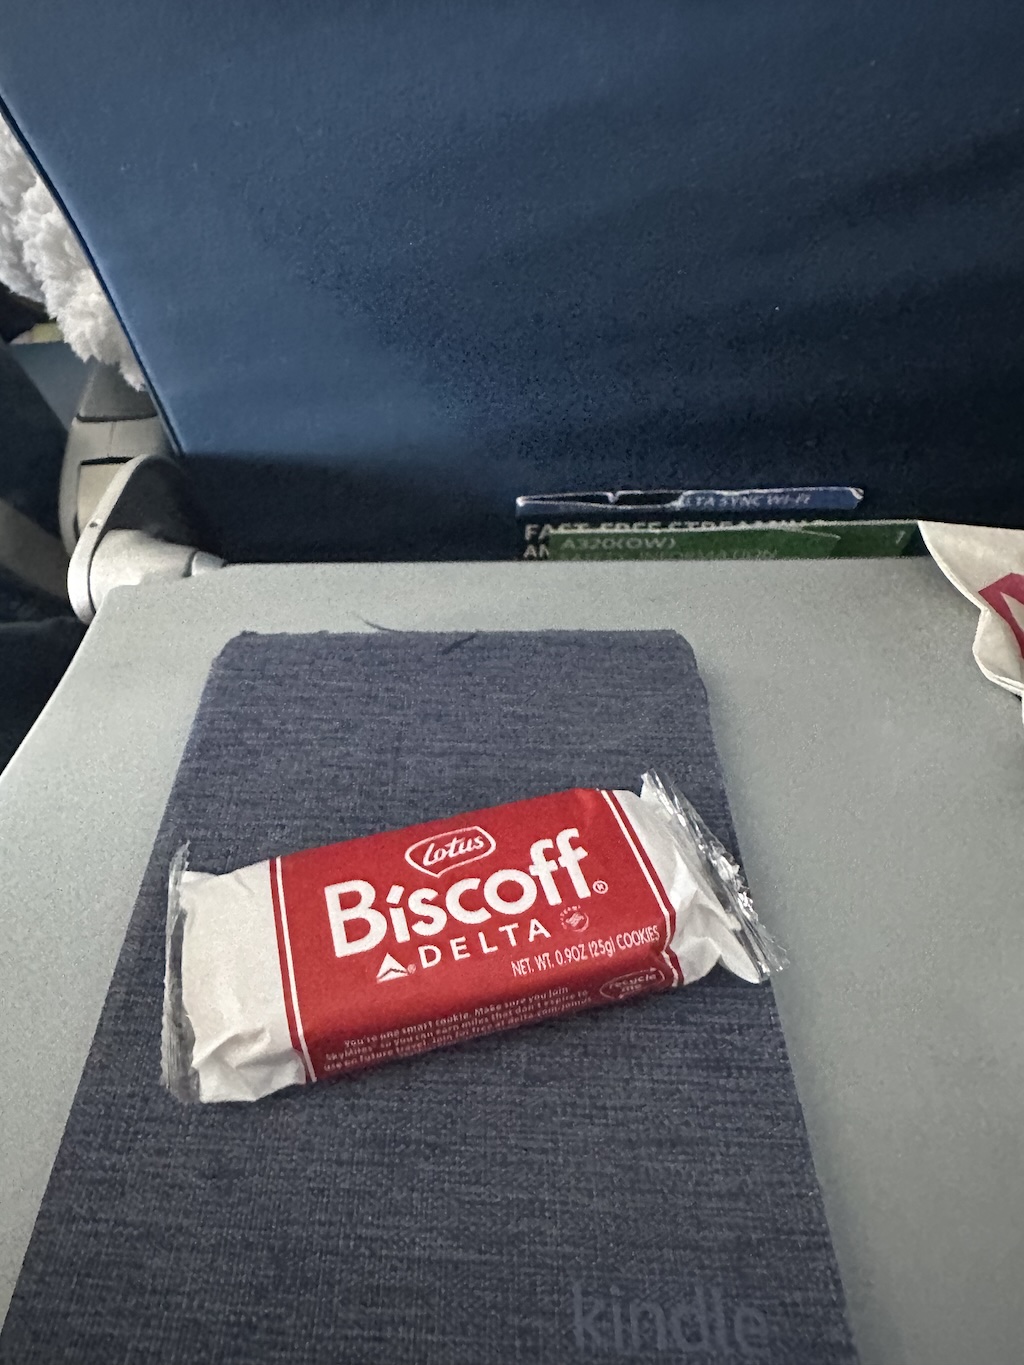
67,453,223,623
58,364,172,553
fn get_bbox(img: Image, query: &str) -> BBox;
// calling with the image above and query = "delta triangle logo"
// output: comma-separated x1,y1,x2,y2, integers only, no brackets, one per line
376,953,410,983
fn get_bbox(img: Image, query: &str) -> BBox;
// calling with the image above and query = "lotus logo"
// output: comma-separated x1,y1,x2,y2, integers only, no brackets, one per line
404,825,496,877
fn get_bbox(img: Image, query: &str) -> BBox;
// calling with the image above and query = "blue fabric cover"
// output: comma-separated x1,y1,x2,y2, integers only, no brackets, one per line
1,3,1021,558
0,629,857,1362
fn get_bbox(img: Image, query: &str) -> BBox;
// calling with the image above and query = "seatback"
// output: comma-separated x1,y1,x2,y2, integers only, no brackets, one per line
2,1,1022,559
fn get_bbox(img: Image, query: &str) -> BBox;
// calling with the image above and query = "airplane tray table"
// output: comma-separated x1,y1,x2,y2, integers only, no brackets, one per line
2,558,1023,1365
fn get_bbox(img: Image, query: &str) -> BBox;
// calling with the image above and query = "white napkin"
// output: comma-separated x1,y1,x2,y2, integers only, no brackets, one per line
920,521,1024,724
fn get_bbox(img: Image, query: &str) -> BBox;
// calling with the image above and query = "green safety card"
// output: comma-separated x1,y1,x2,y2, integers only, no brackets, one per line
522,520,917,561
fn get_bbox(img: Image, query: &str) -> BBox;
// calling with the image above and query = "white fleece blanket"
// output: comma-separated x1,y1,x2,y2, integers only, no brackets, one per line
0,112,144,388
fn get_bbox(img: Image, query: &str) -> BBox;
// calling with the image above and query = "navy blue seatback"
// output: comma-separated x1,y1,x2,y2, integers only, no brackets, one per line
2,2,1022,559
